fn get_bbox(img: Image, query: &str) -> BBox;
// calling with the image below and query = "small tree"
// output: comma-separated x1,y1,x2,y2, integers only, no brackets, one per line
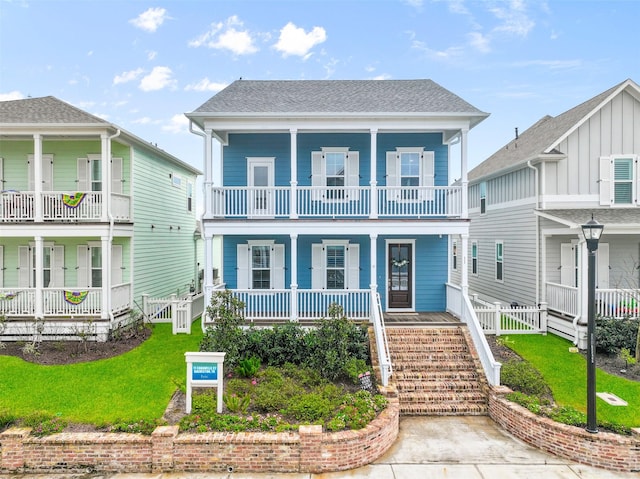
200,290,247,368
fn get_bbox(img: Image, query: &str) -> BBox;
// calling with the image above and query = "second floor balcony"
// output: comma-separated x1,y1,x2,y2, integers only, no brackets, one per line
206,185,463,219
1,190,131,222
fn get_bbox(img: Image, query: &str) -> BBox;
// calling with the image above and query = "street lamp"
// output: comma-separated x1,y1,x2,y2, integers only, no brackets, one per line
581,215,604,434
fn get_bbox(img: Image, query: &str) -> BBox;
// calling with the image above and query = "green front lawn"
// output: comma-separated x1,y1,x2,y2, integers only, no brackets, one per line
0,323,202,425
505,334,640,428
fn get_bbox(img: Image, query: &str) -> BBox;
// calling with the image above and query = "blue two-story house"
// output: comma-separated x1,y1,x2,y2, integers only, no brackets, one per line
187,79,488,328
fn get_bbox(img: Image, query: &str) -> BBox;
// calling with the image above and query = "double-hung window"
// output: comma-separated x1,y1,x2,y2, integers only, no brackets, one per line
326,245,345,289
311,148,359,202
237,241,285,290
452,240,458,271
386,148,434,201
471,241,478,275
480,181,487,214
495,241,504,282
312,241,360,290
614,158,634,204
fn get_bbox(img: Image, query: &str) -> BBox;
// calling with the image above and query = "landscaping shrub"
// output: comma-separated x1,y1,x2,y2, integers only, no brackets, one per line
201,289,247,368
595,317,639,356
22,411,67,437
236,356,261,377
500,359,551,398
109,418,164,435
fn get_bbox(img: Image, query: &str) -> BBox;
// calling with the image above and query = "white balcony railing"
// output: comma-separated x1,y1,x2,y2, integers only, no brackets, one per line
207,185,463,219
0,191,131,222
546,282,579,317
0,285,132,317
595,289,639,318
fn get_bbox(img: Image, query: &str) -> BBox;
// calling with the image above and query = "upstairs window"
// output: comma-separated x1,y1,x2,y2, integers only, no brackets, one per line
187,182,194,212
614,158,634,204
452,240,458,271
386,148,434,201
480,181,487,214
471,241,478,275
495,241,504,282
311,148,359,201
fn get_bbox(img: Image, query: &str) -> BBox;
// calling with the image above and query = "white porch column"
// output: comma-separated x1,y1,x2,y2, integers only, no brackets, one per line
290,234,298,321
34,236,44,318
290,129,298,219
370,233,378,320
101,133,111,222
370,129,378,219
461,233,469,294
460,129,469,219
33,134,43,221
204,129,213,216
101,236,110,320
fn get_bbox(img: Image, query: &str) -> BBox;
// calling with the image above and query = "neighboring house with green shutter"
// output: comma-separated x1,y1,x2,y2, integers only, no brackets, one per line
458,79,640,349
0,96,201,341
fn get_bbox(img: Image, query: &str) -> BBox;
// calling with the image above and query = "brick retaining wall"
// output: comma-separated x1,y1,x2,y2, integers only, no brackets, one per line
0,396,399,474
489,386,640,473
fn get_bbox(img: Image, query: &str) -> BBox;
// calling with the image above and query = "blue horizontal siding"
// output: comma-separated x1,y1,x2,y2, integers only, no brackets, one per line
224,134,291,187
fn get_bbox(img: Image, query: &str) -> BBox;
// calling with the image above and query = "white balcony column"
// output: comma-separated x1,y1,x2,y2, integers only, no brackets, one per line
370,234,378,317
461,233,469,294
204,129,213,216
370,129,378,219
290,234,298,321
101,236,111,319
33,134,43,221
460,129,469,219
34,236,44,318
290,129,298,219
204,234,215,307
101,133,111,222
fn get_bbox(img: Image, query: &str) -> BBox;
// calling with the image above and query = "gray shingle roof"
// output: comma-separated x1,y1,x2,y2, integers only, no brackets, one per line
468,79,637,181
540,209,640,227
191,79,487,116
0,96,109,125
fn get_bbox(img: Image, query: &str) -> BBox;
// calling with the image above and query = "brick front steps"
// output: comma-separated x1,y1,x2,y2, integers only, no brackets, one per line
375,326,489,416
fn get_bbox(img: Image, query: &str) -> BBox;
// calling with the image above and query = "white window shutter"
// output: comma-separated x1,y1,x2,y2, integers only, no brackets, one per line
111,158,123,194
347,243,360,290
0,157,4,188
236,244,249,289
311,151,324,201
386,151,399,199
27,158,34,191
77,245,89,288
597,243,609,289
420,151,435,201
346,151,360,185
42,156,53,191
311,244,324,289
636,158,640,205
77,158,90,191
18,246,30,287
560,243,574,286
273,244,285,289
0,245,3,287
599,157,612,205
51,245,64,287
111,244,123,285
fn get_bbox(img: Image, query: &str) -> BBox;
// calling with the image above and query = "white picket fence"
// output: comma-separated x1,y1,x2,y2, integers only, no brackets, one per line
142,292,204,334
470,294,547,336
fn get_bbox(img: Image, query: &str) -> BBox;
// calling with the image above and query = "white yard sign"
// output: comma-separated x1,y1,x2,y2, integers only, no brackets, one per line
185,352,226,413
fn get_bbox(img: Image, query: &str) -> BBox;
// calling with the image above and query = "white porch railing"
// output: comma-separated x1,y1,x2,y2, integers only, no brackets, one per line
207,185,463,219
143,292,204,334
372,292,392,386
111,193,131,220
42,192,103,220
546,282,579,317
43,288,102,315
377,186,462,217
0,191,35,221
595,289,639,318
0,288,36,315
297,187,370,217
470,295,547,336
111,283,131,314
446,283,501,386
296,290,371,321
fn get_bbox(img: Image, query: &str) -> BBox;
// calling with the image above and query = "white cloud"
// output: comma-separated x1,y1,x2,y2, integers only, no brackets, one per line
132,117,153,125
274,22,326,59
147,50,158,61
162,114,189,134
139,66,177,91
372,74,392,80
189,16,258,55
446,0,470,15
511,59,582,70
114,68,144,85
468,31,490,53
130,7,169,33
488,0,535,37
185,78,228,92
412,40,464,60
0,91,24,101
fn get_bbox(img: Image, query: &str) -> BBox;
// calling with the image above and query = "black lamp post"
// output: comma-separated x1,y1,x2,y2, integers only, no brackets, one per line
581,215,604,434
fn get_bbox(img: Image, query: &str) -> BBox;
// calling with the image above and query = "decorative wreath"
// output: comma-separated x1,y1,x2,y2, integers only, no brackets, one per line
391,259,409,268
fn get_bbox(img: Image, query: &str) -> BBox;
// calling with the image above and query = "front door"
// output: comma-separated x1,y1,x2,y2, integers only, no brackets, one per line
388,243,412,309
248,158,274,217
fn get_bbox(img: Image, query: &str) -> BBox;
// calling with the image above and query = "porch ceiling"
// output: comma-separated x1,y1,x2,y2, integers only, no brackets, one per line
536,209,640,233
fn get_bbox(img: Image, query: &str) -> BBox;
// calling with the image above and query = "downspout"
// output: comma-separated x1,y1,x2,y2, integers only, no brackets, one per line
526,161,540,304
106,129,121,328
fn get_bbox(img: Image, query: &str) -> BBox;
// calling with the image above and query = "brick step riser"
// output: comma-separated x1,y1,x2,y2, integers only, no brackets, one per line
400,404,488,415
387,346,469,354
396,382,482,392
399,393,487,404
391,353,473,363
393,371,479,380
392,363,477,373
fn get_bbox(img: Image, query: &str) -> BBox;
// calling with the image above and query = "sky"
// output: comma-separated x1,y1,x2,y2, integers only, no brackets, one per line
1,0,639,185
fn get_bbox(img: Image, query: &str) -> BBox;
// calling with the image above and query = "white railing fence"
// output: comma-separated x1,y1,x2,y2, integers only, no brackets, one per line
43,288,102,315
446,284,501,386
142,292,204,334
0,288,36,315
0,191,34,221
297,186,370,217
595,289,639,319
42,192,103,220
546,282,579,317
470,294,547,336
372,292,392,386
